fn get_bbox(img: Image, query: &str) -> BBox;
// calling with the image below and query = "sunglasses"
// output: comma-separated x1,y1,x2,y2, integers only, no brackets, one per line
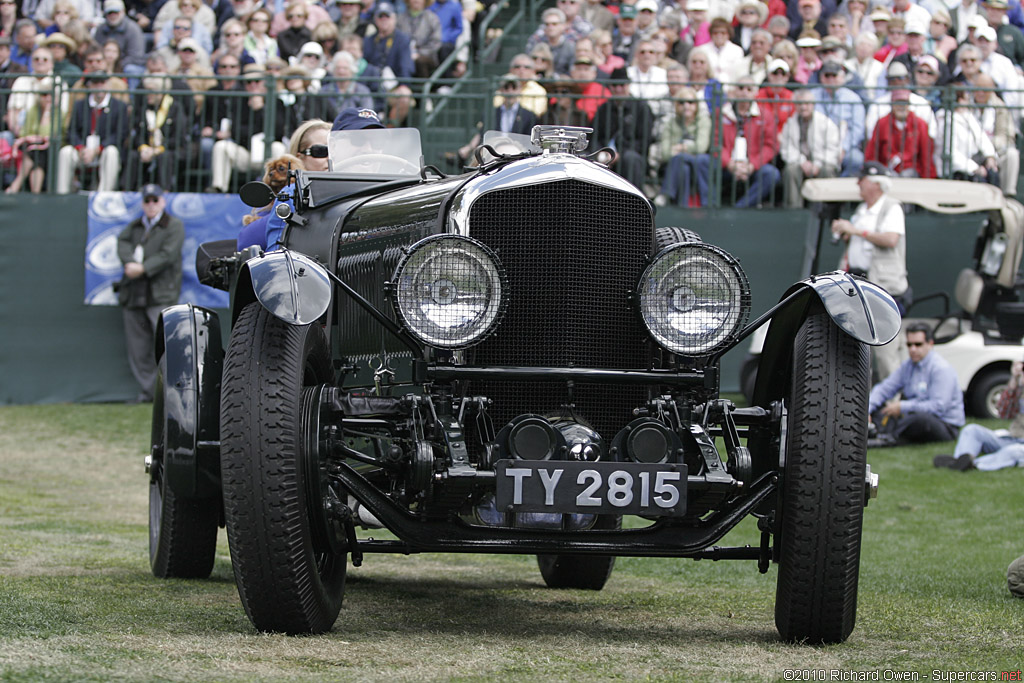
287,13,305,18
219,62,240,68
915,68,935,74
143,197,162,203
224,31,242,36
907,341,927,347
173,24,190,29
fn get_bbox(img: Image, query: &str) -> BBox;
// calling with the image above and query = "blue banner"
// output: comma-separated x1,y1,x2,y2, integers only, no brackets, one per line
85,191,249,308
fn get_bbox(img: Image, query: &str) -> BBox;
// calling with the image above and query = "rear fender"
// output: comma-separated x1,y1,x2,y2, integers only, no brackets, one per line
236,250,333,326
751,272,899,408
155,304,223,498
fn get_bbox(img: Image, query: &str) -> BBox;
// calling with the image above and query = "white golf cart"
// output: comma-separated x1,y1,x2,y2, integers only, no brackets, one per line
740,178,1024,418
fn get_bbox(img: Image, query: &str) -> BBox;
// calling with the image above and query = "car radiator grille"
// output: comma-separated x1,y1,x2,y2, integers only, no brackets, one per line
467,179,653,439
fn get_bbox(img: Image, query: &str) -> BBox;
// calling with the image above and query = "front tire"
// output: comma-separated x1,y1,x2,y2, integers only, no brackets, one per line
220,303,346,634
537,515,620,590
149,355,218,579
775,302,869,644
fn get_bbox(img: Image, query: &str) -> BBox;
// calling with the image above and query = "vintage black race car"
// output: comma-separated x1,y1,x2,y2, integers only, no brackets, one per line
146,125,900,643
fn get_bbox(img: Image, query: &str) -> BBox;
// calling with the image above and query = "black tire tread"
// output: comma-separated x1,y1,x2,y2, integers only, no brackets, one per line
220,303,344,634
775,303,868,644
149,358,218,579
150,480,218,579
537,515,620,590
655,226,702,251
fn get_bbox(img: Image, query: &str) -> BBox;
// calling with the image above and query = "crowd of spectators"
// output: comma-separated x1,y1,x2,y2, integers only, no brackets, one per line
484,0,1024,207
2,0,1024,201
0,0,481,192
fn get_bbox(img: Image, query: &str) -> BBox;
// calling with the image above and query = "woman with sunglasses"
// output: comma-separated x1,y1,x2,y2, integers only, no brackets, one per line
653,87,711,209
925,8,957,62
210,19,254,68
255,118,331,249
243,7,278,65
276,1,313,61
311,20,340,59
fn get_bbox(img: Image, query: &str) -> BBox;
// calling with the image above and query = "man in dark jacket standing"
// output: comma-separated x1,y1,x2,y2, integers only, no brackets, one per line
116,184,184,402
588,66,654,190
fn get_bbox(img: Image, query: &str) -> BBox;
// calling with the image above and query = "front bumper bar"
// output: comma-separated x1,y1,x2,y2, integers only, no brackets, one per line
331,464,778,558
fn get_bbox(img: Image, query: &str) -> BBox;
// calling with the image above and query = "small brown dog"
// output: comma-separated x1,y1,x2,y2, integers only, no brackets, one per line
242,153,305,225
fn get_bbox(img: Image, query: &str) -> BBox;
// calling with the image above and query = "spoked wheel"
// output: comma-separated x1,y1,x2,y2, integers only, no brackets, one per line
220,303,347,635
775,301,870,644
537,515,621,590
149,354,219,579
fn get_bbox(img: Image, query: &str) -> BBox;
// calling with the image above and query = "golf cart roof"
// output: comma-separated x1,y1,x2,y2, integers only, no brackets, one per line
801,178,1006,214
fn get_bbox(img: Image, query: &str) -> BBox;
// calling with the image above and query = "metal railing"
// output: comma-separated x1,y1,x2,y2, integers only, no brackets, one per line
1,75,1020,205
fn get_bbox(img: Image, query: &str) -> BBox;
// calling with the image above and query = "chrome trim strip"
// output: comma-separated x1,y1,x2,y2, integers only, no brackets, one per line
448,154,650,236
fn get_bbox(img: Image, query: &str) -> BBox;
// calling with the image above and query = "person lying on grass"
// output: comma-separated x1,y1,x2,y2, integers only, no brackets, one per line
934,359,1024,471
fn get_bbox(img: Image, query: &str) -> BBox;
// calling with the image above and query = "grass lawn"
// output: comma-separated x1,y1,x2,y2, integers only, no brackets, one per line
1,404,1023,681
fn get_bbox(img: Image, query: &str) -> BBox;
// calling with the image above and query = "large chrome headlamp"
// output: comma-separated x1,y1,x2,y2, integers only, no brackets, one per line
392,235,506,349
638,243,750,356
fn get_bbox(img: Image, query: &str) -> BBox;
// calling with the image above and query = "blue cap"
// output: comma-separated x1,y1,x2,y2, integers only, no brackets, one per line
374,1,395,16
141,183,164,199
332,107,385,131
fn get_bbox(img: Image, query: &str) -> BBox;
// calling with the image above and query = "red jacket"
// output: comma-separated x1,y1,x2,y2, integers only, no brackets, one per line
865,110,936,178
575,82,609,122
756,85,795,134
720,106,779,169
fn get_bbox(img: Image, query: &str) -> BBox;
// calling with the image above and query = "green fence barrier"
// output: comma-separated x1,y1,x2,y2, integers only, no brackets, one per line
0,194,984,404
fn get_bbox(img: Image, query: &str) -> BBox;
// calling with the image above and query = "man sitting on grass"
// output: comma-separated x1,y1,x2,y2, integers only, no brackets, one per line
868,322,964,447
934,359,1024,471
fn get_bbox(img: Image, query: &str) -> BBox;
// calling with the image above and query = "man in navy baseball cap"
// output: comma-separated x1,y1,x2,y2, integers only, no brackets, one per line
331,107,385,131
141,183,163,200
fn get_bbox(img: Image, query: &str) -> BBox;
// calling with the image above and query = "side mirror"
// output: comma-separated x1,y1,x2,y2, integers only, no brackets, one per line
240,181,275,208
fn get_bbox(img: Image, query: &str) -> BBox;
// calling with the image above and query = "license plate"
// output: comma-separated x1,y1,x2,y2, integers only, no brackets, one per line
494,460,687,517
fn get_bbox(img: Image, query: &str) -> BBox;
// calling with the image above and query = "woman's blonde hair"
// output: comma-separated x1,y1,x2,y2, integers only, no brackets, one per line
288,118,331,158
51,0,79,20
